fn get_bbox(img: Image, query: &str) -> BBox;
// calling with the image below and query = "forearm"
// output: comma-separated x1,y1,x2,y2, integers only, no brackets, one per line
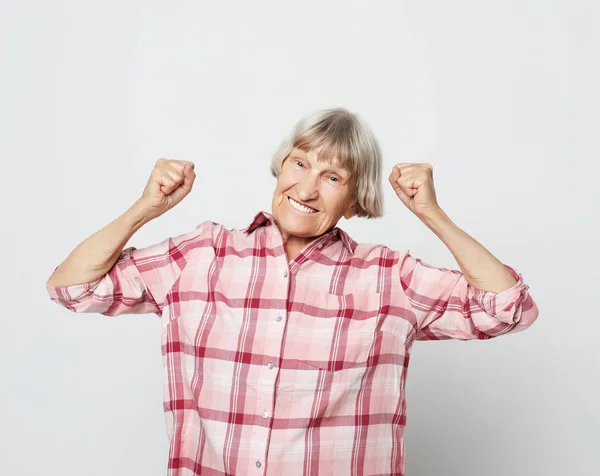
419,208,518,293
46,200,153,287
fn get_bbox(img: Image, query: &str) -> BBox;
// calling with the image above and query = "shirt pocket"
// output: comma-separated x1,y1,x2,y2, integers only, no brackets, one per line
289,289,381,372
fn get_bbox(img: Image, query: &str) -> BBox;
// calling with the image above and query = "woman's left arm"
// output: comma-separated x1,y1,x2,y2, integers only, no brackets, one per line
419,208,517,293
389,163,527,293
389,163,539,340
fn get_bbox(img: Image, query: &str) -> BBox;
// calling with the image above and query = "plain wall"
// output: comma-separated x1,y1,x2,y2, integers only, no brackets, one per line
1,1,599,474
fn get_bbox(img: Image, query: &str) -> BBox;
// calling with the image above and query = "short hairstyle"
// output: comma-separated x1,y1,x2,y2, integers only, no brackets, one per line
270,108,383,218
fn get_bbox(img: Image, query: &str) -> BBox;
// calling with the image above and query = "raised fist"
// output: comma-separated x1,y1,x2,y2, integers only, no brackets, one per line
138,158,196,220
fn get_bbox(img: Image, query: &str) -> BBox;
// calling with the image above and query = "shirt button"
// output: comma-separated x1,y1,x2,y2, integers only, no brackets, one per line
283,270,288,278
317,243,324,250
255,461,262,468
267,362,274,370
261,411,268,419
276,315,283,322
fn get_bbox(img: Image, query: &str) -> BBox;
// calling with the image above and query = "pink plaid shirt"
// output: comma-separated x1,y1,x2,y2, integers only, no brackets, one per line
46,211,538,475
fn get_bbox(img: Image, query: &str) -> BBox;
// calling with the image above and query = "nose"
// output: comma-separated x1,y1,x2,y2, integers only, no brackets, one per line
295,173,319,202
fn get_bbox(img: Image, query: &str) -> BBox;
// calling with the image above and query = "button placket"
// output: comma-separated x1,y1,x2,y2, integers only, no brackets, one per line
254,307,284,474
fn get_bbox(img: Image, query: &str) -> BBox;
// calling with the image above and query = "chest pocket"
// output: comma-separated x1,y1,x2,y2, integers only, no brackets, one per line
286,289,381,372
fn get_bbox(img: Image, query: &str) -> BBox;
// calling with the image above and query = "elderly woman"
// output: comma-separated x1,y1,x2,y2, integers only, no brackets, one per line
46,108,538,476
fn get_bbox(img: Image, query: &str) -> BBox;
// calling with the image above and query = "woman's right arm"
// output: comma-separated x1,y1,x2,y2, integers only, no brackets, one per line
47,158,196,288
46,200,153,287
46,158,197,316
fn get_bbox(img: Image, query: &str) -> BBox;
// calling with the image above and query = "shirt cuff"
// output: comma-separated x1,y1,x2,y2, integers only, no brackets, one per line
473,265,530,324
46,265,103,303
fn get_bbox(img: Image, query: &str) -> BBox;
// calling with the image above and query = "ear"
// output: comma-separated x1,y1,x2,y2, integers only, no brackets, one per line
343,200,357,219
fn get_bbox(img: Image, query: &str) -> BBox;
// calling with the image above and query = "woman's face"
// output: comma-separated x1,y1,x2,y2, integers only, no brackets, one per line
271,147,356,245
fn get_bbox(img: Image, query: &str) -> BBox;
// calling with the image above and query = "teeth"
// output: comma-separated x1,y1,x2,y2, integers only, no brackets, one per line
289,197,316,214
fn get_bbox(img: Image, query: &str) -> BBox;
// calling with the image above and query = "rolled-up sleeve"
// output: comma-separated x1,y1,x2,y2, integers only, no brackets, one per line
397,250,539,341
46,221,215,317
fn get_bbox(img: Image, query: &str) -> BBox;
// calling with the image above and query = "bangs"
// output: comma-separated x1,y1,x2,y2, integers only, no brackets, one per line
293,117,360,178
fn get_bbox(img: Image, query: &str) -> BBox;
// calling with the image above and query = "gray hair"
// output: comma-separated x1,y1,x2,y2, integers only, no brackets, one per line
270,108,383,218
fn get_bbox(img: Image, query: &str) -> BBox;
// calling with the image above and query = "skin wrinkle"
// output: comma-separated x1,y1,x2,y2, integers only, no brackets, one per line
271,147,357,261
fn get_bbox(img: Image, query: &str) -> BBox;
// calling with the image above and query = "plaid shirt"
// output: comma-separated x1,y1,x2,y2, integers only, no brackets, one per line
46,211,538,476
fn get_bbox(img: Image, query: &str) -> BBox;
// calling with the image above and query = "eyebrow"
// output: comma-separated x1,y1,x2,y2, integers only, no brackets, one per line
292,150,350,177
325,161,350,177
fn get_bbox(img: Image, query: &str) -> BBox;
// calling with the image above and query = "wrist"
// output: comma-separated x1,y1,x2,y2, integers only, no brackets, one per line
418,207,460,243
124,200,156,231
418,207,448,227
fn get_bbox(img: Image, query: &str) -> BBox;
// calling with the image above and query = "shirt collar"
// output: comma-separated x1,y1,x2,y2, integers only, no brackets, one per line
243,211,357,254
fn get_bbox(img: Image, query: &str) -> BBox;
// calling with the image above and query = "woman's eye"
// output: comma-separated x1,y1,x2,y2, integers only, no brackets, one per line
329,176,339,182
295,160,304,167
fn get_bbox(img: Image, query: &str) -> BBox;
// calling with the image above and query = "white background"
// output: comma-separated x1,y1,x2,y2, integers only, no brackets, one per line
1,1,599,474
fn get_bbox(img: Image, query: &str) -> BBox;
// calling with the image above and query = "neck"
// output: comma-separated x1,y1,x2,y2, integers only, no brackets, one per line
282,234,312,261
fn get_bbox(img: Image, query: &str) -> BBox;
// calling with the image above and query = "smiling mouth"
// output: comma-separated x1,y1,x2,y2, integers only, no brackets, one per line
288,196,318,214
